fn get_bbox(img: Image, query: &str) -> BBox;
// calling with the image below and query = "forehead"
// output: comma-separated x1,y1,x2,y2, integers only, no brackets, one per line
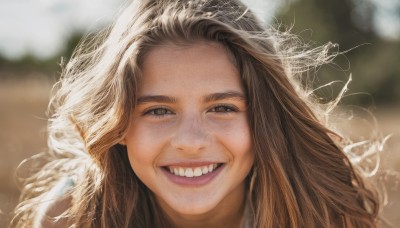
141,41,236,69
138,42,243,96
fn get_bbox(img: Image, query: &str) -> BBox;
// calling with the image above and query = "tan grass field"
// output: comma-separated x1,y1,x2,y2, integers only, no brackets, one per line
0,77,399,227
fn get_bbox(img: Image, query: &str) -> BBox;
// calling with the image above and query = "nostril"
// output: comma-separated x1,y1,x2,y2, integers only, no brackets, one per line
170,128,210,152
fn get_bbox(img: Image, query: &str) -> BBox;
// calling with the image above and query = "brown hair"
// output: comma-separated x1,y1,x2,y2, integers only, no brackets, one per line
13,0,379,227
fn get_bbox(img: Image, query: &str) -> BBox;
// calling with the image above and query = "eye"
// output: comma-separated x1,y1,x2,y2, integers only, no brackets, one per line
209,105,238,113
143,107,173,116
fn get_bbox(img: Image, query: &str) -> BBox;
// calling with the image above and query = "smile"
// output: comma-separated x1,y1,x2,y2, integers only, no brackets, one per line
167,164,220,178
161,163,224,186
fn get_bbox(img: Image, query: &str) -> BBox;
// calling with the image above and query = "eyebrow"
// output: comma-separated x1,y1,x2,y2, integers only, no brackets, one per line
136,95,177,104
136,91,246,105
203,91,246,103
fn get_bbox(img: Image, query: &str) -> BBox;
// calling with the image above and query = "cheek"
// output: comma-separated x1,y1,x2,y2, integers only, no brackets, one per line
232,125,252,155
216,117,254,183
124,122,169,170
210,117,252,155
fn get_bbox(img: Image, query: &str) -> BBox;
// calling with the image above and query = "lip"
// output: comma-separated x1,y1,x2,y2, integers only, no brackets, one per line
161,163,225,187
160,161,221,167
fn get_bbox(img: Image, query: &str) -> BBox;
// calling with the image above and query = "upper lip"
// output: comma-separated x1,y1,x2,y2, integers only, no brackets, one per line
160,161,224,168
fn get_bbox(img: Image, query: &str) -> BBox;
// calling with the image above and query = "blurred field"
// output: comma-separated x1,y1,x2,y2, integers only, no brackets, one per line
0,76,54,226
0,77,399,227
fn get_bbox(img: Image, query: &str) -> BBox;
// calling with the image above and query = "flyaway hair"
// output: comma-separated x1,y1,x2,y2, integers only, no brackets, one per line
13,0,382,227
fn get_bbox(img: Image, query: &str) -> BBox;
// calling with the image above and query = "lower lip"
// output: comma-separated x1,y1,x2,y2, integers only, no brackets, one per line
161,165,224,187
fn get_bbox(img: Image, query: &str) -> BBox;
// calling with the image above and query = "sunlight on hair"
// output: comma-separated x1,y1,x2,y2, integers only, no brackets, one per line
11,1,390,227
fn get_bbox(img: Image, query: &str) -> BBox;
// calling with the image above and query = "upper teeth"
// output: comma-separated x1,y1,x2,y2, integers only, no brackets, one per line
168,164,218,178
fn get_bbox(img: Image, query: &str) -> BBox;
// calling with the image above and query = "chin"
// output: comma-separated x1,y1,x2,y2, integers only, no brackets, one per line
175,204,216,215
160,194,222,216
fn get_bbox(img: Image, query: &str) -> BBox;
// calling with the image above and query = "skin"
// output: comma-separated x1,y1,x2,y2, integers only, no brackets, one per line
122,42,254,227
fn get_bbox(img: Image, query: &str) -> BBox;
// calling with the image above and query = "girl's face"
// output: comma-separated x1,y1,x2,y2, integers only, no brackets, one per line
123,42,254,218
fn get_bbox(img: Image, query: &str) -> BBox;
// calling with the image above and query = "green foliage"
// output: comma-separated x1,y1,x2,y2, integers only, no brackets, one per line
1,0,399,106
277,0,400,107
0,33,84,79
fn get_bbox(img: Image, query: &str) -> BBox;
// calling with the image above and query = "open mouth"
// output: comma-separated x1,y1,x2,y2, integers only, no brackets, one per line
163,163,224,178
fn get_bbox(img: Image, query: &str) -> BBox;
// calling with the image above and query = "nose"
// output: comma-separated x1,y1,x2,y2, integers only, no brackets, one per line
170,114,210,153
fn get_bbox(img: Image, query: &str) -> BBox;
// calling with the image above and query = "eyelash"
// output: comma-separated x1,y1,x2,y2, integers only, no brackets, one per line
208,104,238,113
142,104,238,117
142,106,173,117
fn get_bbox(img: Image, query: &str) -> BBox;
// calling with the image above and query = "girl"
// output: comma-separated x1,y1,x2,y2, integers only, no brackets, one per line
13,0,380,227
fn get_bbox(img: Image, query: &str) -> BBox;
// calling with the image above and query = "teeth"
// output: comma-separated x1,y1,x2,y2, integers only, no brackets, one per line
202,166,208,174
185,168,194,177
193,167,202,177
179,167,185,176
167,164,219,178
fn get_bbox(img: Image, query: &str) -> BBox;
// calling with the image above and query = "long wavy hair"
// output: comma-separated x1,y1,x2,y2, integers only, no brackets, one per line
13,0,380,227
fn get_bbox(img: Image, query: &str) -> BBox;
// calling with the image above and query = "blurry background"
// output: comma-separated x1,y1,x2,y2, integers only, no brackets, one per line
0,0,399,226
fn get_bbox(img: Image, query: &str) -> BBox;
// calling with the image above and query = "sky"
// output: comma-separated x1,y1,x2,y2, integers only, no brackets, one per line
0,0,281,60
0,0,399,60
370,0,400,40
0,0,124,59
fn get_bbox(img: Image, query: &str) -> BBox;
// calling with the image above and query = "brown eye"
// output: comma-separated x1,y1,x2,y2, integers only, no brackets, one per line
144,108,173,116
209,105,237,113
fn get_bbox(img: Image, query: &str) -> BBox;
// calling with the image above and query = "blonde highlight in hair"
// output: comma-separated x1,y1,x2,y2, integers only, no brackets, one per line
13,0,380,227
